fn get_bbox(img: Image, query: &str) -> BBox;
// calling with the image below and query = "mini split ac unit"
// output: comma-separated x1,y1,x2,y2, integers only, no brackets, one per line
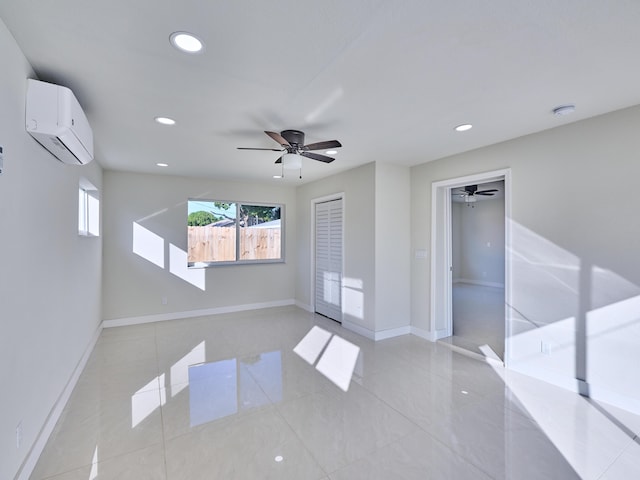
25,79,94,165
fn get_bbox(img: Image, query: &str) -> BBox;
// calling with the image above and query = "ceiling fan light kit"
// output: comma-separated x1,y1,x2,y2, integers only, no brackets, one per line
283,153,302,170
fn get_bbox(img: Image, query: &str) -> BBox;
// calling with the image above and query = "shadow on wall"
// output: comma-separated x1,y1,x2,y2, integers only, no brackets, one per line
507,220,640,414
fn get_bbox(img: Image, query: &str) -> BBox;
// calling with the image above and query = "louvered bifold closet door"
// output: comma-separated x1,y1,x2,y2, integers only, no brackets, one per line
315,198,343,322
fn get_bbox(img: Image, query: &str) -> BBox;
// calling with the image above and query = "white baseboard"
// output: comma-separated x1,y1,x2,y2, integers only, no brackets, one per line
16,322,103,480
342,321,411,342
342,320,375,340
374,326,410,341
103,299,296,328
410,326,432,341
295,301,313,313
456,279,505,289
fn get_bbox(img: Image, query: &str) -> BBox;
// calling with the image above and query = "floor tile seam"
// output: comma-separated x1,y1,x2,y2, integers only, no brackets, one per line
353,374,427,440
593,440,632,480
161,403,278,445
328,428,422,474
406,410,510,480
270,406,330,478
450,387,540,425
239,359,281,405
36,441,166,480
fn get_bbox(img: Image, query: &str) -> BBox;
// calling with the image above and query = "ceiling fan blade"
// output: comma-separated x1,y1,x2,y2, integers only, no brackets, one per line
300,151,334,163
275,156,283,164
237,147,284,151
476,189,498,194
265,131,291,147
302,140,342,151
475,192,496,196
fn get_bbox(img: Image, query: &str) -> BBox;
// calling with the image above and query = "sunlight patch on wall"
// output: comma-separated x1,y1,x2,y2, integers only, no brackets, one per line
323,271,341,306
133,222,164,268
169,243,206,290
342,277,364,320
507,219,640,414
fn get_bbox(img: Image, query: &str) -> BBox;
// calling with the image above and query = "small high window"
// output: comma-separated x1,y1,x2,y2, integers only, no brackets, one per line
79,178,99,236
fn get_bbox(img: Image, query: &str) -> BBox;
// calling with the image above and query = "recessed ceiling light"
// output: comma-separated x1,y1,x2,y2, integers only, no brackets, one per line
273,175,282,179
156,163,169,167
170,32,204,54
155,116,176,125
274,456,284,463
454,124,473,132
326,150,338,155
552,104,576,116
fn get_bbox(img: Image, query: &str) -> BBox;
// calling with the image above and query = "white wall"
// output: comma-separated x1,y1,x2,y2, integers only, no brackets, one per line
457,194,505,286
0,19,103,480
411,106,640,412
102,171,296,321
374,163,411,332
296,163,376,333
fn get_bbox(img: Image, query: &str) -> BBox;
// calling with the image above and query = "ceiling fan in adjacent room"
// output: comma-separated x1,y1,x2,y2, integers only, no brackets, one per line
237,130,342,178
452,184,499,207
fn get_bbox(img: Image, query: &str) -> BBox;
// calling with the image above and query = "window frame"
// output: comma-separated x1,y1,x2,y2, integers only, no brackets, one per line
187,198,284,267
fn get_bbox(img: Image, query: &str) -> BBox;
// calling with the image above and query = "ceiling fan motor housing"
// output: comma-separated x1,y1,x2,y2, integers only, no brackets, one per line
281,129,305,148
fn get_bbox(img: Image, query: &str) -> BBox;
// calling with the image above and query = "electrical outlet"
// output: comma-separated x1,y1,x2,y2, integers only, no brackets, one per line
541,341,551,355
161,296,168,305
0,145,4,175
16,421,22,449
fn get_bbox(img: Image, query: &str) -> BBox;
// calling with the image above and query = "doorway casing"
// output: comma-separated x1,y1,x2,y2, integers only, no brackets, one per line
430,169,512,365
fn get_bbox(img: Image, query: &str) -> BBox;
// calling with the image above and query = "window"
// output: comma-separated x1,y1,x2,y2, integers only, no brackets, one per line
78,178,99,236
187,199,283,267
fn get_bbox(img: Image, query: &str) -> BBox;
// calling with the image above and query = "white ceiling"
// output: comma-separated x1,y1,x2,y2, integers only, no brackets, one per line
2,0,640,184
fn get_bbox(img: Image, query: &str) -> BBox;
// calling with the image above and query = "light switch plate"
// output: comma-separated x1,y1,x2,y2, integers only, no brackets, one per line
0,145,4,174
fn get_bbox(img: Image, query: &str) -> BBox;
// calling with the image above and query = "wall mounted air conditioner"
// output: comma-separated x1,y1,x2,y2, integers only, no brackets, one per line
25,79,94,165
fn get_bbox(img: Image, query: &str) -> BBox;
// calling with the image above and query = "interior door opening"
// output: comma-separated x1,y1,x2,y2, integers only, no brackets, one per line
450,180,505,361
430,169,511,365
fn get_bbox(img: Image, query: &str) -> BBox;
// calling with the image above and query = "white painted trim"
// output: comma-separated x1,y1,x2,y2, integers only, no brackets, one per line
342,320,375,340
103,299,296,328
456,279,505,289
434,328,449,341
374,326,411,341
16,322,103,480
503,170,513,367
410,326,431,341
295,300,314,313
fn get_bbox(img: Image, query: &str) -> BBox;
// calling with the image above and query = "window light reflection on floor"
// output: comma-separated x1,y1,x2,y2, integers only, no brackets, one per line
293,326,361,392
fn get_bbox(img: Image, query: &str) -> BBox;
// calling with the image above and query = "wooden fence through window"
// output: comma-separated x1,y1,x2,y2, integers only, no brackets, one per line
188,226,281,263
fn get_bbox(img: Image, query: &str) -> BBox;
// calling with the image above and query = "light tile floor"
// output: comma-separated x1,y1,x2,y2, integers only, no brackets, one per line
450,283,505,360
30,306,640,479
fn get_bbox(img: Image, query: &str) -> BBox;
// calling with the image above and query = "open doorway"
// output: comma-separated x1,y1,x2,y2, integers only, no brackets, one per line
430,169,511,364
450,180,505,360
